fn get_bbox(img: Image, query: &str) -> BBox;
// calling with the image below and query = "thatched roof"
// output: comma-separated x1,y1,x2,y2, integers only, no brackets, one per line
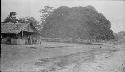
1,22,38,34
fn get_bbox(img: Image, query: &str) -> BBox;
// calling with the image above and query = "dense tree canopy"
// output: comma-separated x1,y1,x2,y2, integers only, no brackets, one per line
41,6,114,40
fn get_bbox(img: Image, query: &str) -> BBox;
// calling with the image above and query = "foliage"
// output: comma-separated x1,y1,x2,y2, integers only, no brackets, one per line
18,17,38,26
40,6,55,24
3,12,18,23
41,5,115,40
18,17,41,32
18,18,26,23
26,17,38,26
114,31,125,43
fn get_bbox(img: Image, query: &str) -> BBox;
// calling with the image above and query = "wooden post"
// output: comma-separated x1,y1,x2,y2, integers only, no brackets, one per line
22,31,23,39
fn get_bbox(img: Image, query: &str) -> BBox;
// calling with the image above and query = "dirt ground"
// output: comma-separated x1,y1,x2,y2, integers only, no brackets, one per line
1,42,125,72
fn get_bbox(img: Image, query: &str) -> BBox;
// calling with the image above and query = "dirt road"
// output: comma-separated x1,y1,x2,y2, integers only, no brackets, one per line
1,42,125,72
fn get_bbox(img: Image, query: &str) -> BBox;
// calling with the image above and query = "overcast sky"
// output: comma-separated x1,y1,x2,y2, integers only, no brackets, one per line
1,0,125,33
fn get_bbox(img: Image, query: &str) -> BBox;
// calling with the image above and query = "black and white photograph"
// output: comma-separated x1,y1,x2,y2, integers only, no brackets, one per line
1,0,125,72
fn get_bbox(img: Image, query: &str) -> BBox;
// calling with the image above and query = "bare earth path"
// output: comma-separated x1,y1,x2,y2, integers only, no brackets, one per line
1,42,125,72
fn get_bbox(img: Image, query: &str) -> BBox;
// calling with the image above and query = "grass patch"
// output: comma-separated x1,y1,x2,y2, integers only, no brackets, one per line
44,46,70,48
44,47,56,48
26,46,37,49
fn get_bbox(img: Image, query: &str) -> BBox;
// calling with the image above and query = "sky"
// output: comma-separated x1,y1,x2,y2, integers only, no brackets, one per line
1,0,125,33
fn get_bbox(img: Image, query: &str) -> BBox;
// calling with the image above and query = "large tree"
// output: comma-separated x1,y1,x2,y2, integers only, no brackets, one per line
41,6,114,40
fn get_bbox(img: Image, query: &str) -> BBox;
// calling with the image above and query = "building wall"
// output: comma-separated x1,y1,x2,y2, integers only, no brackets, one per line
1,33,41,45
11,39,25,45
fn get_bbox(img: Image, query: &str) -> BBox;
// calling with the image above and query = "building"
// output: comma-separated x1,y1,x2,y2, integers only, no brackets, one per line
1,22,41,45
